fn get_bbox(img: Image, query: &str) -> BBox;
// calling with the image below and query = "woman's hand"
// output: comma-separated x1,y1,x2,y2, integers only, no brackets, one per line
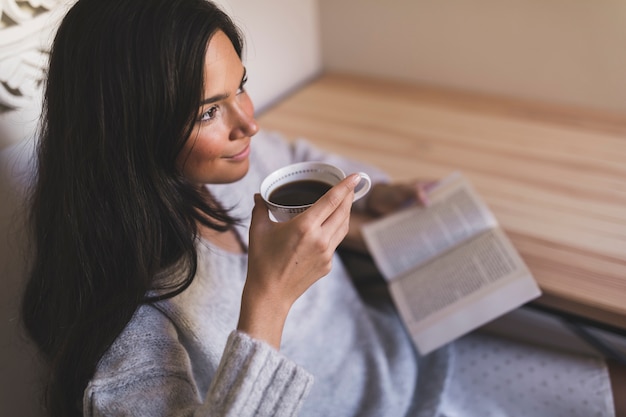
366,180,435,216
238,174,361,348
341,180,437,253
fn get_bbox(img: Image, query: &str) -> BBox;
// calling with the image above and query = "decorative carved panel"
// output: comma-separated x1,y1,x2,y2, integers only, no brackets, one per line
0,0,70,112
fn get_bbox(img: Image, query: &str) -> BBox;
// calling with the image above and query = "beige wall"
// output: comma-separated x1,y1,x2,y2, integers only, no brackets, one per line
215,0,321,112
319,0,626,115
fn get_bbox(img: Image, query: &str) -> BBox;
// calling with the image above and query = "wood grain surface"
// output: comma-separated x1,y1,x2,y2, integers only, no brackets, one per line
258,73,626,330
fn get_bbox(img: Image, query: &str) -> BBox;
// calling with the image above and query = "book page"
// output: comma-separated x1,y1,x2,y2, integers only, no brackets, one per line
362,172,497,280
389,228,541,354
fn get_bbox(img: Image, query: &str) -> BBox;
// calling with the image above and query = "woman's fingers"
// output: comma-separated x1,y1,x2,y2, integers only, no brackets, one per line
249,193,274,236
303,174,360,225
323,190,354,250
416,180,438,206
415,183,430,207
366,183,412,215
366,179,438,215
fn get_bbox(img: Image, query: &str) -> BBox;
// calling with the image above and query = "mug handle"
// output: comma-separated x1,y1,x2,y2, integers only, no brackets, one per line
352,172,372,202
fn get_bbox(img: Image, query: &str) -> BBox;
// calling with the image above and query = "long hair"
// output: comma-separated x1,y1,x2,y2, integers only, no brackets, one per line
20,0,244,415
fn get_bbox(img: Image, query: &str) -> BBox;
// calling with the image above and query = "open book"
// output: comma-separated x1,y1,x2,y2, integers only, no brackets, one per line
361,172,541,355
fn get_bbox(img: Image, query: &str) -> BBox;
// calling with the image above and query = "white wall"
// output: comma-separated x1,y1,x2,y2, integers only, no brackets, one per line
319,0,626,115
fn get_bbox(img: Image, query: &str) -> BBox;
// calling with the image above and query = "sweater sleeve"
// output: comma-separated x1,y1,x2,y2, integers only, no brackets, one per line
84,310,313,417
205,331,314,416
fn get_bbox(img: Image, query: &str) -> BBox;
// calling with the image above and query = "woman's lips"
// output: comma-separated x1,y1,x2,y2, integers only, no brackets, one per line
225,144,250,161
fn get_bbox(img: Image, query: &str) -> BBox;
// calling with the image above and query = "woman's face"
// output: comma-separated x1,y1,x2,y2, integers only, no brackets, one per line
176,30,258,185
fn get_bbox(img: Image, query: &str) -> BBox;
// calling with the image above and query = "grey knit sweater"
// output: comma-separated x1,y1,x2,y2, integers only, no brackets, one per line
82,131,450,417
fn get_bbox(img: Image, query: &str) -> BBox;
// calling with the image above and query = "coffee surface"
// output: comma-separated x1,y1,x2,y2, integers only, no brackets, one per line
269,180,332,206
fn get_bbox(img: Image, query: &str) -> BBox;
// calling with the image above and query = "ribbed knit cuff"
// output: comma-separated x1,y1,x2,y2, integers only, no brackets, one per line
206,330,314,417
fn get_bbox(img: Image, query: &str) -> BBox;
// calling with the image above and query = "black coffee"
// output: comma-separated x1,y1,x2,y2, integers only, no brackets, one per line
269,180,332,206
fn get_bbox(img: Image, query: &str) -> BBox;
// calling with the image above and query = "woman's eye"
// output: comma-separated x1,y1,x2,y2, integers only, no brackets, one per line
199,106,218,122
236,75,248,95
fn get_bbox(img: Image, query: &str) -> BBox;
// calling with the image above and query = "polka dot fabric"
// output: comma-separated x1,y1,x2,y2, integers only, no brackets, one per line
439,333,615,417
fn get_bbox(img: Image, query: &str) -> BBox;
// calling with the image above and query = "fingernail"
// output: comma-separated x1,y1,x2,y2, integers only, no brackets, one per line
349,173,362,186
418,188,430,207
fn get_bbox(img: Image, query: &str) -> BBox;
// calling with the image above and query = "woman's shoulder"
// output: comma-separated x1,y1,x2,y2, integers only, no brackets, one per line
83,304,204,415
90,304,193,386
84,304,315,417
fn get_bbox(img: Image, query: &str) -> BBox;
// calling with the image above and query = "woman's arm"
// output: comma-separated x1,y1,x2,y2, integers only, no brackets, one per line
84,304,314,417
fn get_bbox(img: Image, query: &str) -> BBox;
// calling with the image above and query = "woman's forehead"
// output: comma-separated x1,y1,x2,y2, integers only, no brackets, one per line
202,31,244,94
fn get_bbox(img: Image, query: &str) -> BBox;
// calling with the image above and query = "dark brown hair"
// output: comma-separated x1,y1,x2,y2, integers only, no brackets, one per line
21,0,243,415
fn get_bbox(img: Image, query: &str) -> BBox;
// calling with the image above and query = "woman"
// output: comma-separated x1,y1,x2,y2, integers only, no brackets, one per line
21,0,621,416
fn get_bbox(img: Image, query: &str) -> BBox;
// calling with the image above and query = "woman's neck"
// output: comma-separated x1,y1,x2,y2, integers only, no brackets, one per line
198,222,245,254
196,188,245,253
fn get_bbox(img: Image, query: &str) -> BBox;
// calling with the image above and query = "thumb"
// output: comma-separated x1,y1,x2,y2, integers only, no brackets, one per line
250,193,271,229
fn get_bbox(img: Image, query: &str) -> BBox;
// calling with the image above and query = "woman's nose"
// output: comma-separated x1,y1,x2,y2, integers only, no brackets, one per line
229,99,259,140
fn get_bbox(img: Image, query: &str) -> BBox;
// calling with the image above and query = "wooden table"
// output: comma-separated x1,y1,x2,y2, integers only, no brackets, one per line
258,73,626,331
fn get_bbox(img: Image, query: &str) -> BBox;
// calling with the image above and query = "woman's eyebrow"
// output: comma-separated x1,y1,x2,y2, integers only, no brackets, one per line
200,92,229,106
199,67,247,106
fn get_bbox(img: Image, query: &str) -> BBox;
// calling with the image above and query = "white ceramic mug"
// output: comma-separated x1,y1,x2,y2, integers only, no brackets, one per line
260,161,371,222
